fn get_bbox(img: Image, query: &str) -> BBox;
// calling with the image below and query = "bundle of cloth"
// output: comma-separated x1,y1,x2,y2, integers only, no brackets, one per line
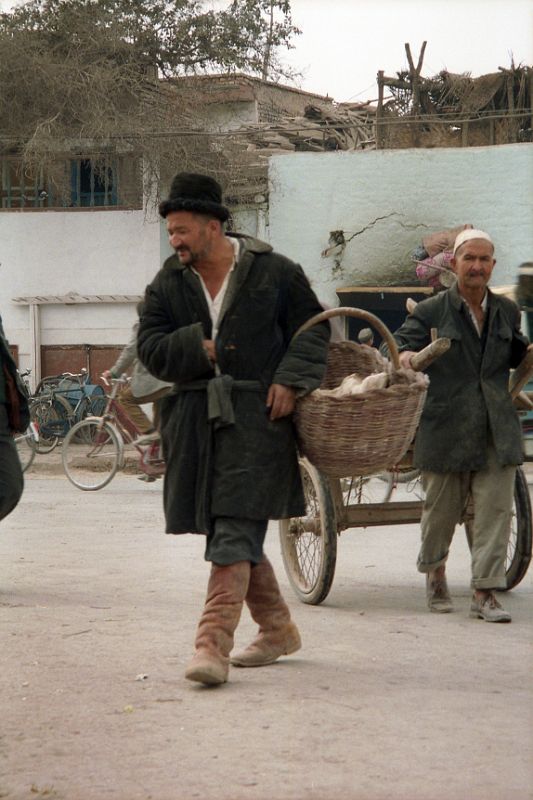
413,224,473,288
313,371,388,398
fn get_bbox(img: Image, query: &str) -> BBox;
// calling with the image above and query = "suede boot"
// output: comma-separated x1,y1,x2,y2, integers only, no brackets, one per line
230,557,301,668
185,561,251,686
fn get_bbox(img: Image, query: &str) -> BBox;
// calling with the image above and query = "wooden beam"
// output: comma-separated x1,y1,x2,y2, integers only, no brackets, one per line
341,500,423,528
29,303,41,391
12,294,143,305
405,41,427,114
507,73,516,142
376,70,385,149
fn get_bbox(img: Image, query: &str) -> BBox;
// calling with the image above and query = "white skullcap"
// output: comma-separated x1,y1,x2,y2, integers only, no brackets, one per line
453,228,494,256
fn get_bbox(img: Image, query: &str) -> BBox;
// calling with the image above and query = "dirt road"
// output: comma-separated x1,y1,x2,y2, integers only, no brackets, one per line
1,462,532,800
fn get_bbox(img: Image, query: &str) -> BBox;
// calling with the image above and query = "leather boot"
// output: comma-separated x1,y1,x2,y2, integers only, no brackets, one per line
185,561,251,685
230,557,301,668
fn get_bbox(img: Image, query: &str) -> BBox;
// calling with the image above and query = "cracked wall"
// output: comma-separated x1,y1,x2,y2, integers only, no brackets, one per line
267,145,533,308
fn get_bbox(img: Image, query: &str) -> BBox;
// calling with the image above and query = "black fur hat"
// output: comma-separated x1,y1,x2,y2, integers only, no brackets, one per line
159,172,230,222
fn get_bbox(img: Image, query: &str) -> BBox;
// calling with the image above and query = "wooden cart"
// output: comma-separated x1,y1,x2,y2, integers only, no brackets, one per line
279,308,533,604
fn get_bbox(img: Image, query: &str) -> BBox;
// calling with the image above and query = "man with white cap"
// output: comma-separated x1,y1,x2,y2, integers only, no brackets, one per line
390,229,529,622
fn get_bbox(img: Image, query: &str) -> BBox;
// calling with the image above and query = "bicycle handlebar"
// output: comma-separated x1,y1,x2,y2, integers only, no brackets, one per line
100,373,129,387
61,369,88,379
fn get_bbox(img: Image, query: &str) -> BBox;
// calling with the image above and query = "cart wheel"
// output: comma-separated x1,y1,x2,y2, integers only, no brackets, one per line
279,457,337,605
503,466,532,590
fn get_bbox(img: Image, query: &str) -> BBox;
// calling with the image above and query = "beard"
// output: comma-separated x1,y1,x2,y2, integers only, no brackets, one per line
175,238,209,267
176,246,195,265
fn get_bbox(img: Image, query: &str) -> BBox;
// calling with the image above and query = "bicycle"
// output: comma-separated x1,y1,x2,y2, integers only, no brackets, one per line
29,369,105,453
13,421,39,472
61,375,165,490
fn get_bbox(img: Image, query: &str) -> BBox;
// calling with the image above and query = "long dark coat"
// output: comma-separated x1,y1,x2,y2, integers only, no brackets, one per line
0,313,30,434
391,284,529,472
137,234,330,534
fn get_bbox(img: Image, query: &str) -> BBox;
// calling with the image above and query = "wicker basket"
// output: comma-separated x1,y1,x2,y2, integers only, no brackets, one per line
294,307,428,478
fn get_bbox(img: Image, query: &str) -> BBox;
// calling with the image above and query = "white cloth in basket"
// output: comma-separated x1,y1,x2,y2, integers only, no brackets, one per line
313,371,388,399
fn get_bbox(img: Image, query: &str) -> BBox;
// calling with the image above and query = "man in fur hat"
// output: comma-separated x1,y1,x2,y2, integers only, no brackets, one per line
137,172,329,685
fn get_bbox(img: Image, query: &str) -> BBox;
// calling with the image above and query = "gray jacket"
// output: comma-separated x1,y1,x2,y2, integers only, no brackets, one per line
111,322,172,398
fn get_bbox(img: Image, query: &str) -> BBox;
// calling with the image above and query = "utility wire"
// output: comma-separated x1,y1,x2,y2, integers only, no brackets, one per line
0,111,530,144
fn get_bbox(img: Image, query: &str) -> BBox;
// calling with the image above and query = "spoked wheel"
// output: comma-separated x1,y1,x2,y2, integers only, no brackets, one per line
503,466,532,590
72,398,105,443
29,400,61,453
62,418,121,490
464,467,531,590
383,467,424,501
343,473,394,504
13,428,37,472
279,457,337,605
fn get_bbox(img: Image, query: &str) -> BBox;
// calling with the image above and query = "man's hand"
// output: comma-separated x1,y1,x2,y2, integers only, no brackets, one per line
266,384,296,420
398,350,416,369
202,339,216,362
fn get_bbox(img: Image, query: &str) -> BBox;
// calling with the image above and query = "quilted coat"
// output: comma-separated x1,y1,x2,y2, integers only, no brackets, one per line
391,283,529,472
137,234,330,534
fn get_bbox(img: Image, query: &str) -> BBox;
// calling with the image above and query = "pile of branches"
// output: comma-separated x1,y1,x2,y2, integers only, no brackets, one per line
220,102,376,203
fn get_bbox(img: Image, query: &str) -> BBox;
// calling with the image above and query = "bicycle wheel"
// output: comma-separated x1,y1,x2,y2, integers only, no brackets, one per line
504,466,532,590
391,467,420,484
13,429,37,472
62,418,121,490
87,393,107,417
343,473,394,504
279,457,337,605
464,467,531,591
72,398,101,443
388,467,425,501
29,399,61,453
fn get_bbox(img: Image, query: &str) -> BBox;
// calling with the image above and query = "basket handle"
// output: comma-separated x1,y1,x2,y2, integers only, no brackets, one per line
293,306,402,370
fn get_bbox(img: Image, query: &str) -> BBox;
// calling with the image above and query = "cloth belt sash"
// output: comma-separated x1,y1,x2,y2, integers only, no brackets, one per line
172,375,265,532
175,375,264,428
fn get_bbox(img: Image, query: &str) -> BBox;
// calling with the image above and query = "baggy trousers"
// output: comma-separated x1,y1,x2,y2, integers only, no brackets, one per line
205,517,268,566
117,386,170,435
418,443,516,590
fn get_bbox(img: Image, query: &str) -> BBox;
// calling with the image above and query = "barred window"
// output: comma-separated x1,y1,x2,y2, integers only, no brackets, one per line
71,158,117,207
1,160,49,208
0,156,142,209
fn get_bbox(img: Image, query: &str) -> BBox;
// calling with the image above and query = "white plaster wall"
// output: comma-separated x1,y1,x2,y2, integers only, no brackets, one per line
0,209,163,366
0,204,262,370
202,101,258,131
268,144,533,308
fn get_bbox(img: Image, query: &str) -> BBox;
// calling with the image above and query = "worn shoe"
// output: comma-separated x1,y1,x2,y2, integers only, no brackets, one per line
426,572,453,613
469,592,511,623
185,562,251,686
230,557,302,668
185,651,228,686
134,430,160,445
231,622,301,667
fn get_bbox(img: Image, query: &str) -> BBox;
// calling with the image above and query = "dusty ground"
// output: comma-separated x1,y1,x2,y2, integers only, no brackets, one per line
0,456,532,800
